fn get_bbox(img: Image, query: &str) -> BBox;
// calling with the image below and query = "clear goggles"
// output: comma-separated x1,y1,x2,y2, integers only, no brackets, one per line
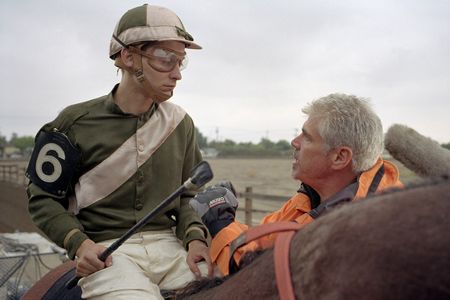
131,46,188,72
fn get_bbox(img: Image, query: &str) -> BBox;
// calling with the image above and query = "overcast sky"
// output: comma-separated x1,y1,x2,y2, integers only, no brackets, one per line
1,0,449,144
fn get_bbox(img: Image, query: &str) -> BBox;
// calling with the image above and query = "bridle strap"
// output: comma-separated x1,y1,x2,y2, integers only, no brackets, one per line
275,230,298,300
228,222,302,299
228,222,303,275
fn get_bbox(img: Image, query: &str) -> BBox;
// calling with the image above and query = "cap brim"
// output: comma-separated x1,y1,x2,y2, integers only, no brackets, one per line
165,38,202,49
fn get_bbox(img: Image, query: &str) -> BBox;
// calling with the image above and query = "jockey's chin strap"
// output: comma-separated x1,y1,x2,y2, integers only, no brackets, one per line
113,35,173,103
128,47,172,103
229,222,303,300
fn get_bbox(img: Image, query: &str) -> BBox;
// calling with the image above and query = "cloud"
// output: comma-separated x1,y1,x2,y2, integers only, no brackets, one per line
1,0,449,144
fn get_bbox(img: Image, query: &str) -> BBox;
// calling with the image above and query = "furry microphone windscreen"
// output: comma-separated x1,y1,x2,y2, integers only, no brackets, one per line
385,124,450,177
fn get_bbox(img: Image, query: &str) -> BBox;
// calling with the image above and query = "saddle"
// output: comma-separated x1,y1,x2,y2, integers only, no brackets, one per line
21,261,190,300
21,260,82,300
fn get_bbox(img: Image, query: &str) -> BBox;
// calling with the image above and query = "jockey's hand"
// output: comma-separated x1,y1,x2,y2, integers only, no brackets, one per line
186,240,213,278
75,239,112,277
190,181,238,238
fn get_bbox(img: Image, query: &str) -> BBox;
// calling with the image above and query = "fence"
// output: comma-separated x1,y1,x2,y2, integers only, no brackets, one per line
236,187,288,226
0,163,28,186
0,162,289,226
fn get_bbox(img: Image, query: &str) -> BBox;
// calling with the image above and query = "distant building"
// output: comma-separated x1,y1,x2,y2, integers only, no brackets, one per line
1,145,22,159
201,147,219,158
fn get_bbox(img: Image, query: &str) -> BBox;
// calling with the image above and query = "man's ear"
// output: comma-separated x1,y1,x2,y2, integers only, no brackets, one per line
114,48,134,69
330,146,353,170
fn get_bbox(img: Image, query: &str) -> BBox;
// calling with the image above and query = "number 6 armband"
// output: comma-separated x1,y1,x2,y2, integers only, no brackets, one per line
26,130,81,198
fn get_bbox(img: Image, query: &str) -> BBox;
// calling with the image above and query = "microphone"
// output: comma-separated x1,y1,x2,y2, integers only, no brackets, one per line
385,124,450,177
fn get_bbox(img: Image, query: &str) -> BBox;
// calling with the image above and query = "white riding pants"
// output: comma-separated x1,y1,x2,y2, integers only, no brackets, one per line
78,229,209,300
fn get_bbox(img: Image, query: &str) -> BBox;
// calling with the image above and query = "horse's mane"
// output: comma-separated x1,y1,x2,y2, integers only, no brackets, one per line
168,250,266,299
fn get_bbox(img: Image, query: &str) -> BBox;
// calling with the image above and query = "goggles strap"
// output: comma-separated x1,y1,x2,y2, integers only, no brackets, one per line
131,51,145,83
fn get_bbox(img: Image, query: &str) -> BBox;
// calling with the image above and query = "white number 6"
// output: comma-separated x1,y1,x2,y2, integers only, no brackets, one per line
35,143,66,183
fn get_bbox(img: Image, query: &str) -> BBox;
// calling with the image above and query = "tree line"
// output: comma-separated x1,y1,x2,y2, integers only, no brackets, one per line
0,129,293,158
195,128,294,157
2,129,449,159
0,132,34,153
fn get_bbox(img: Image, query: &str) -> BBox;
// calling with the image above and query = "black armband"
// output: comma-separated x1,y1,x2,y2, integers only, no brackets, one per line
26,130,81,198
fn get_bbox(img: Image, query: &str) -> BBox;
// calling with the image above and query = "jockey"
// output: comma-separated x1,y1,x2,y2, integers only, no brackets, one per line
26,4,212,299
190,93,403,275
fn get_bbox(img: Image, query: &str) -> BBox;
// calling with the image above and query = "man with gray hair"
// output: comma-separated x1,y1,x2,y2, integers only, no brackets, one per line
190,93,403,276
27,4,212,299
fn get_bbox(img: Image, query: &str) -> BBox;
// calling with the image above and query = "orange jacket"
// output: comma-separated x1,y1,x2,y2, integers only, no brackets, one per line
210,159,403,275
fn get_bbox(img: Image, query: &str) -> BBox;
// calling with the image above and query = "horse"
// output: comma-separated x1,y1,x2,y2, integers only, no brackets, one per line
22,175,450,300
174,175,450,300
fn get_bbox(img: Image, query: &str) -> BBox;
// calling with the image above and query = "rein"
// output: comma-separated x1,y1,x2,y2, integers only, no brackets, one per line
229,222,303,300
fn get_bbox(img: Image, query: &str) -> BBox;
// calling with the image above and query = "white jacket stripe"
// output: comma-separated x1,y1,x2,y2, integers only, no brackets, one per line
69,102,186,214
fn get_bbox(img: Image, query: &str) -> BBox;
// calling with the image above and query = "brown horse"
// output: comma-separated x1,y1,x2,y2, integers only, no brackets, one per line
175,176,450,300
23,176,450,300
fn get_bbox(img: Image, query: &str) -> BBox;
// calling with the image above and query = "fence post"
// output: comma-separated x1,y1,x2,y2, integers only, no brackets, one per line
13,165,18,182
7,165,12,182
0,163,28,185
21,167,28,185
245,186,253,226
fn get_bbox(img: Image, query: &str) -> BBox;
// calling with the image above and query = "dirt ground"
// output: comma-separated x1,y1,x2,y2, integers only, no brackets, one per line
0,182,42,234
205,157,299,197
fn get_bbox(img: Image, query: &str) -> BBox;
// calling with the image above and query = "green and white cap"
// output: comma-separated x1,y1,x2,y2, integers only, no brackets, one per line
110,4,201,59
